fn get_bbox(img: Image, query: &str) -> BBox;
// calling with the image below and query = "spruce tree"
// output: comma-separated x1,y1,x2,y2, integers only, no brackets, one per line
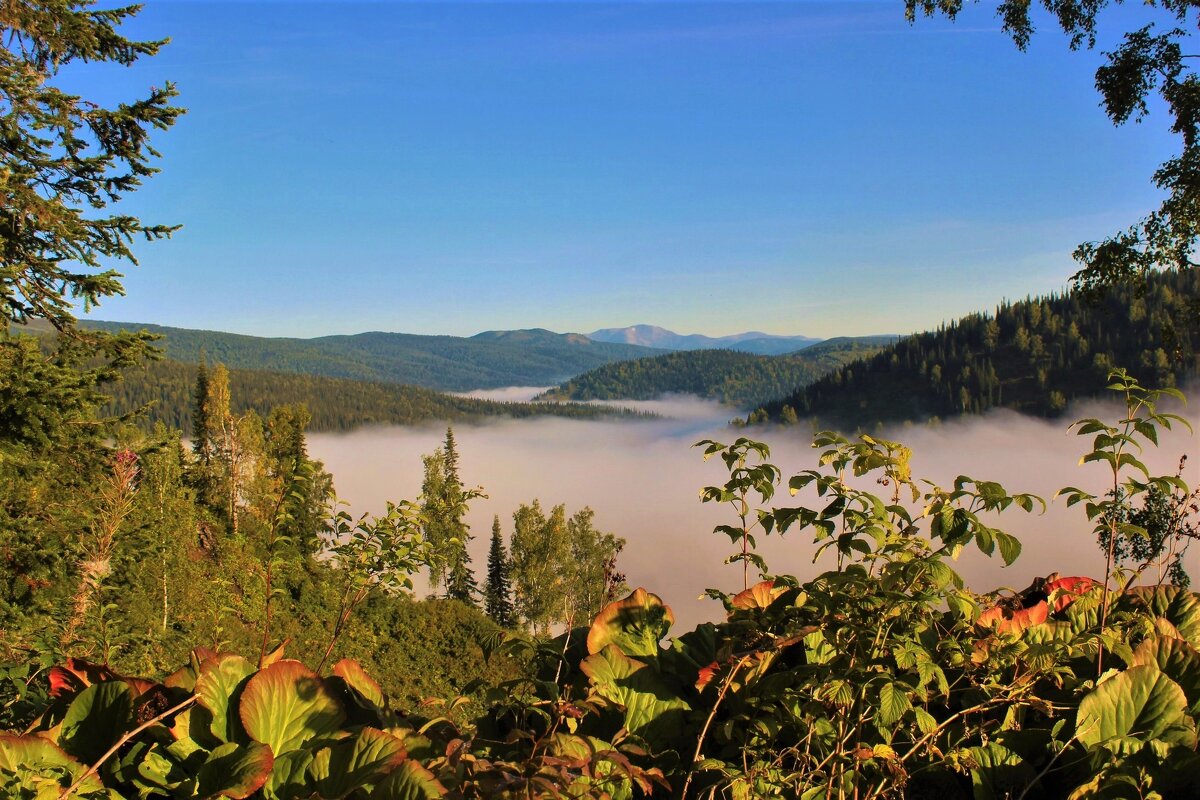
421,426,479,596
484,515,514,627
191,360,212,465
446,551,479,606
1,0,182,358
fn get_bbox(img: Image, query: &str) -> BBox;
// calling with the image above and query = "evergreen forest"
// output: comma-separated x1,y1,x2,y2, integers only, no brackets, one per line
751,268,1199,428
97,356,646,432
539,338,890,409
64,321,663,393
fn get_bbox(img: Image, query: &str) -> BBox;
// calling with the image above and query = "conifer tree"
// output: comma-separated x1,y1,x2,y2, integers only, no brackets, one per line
484,516,514,627
1,0,182,357
446,550,479,606
421,426,478,596
191,360,212,464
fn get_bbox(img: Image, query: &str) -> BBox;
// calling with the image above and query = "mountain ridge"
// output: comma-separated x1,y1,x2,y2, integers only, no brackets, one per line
63,320,666,393
586,324,825,354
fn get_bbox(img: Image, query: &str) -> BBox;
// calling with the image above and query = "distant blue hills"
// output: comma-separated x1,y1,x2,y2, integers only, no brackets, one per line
586,324,896,356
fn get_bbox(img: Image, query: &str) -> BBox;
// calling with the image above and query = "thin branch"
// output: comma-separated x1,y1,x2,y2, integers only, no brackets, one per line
58,694,196,799
680,655,749,800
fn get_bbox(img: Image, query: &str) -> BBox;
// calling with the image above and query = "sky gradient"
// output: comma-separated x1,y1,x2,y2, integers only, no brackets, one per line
74,1,1175,339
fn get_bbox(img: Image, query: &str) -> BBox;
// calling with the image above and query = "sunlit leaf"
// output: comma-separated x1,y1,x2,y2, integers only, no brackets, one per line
193,741,274,799
239,660,345,756
1076,665,1192,747
195,654,255,746
370,760,447,799
586,588,674,657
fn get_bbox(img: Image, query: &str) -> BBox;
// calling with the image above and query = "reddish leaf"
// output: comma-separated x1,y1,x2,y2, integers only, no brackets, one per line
1045,576,1097,612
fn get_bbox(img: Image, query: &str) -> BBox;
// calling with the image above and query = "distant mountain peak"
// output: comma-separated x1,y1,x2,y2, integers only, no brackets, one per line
586,325,822,355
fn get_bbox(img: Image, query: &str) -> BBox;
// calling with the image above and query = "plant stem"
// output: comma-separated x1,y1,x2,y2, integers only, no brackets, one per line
680,655,748,800
58,694,196,800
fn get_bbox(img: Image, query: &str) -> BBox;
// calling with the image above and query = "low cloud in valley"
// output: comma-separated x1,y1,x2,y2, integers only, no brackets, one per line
309,390,1198,632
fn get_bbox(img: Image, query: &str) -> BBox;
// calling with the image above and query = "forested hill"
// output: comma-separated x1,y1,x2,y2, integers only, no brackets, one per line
71,320,664,392
103,358,646,432
538,338,893,408
752,269,1199,428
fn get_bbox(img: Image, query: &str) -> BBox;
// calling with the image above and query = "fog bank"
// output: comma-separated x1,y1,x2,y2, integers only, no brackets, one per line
308,393,1198,632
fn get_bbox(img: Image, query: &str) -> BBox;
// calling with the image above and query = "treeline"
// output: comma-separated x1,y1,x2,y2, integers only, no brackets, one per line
540,338,888,408
0,339,629,707
100,356,647,431
752,268,1199,427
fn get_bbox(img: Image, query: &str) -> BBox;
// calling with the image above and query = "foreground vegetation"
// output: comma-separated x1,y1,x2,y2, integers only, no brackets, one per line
3,371,1198,798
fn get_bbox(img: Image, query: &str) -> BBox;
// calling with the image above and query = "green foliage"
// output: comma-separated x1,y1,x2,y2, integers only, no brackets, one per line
509,502,628,633
319,502,434,673
756,269,1199,427
0,0,181,334
542,338,888,409
484,516,515,628
1059,369,1195,669
419,427,482,599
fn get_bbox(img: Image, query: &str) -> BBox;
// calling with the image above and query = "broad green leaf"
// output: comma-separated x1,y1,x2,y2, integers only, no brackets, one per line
1129,586,1200,648
1076,665,1192,747
966,742,1035,800
876,682,911,727
370,761,447,799
112,740,182,791
193,741,274,799
240,660,345,756
195,654,255,746
586,588,674,657
580,645,690,744
994,531,1022,566
309,727,406,798
1129,636,1200,710
0,733,104,794
262,748,313,800
913,707,938,735
58,681,133,765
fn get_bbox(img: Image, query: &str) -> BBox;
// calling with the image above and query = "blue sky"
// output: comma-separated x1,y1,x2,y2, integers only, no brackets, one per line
76,1,1173,338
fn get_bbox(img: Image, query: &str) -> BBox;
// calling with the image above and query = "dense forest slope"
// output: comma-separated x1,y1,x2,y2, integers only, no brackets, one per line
72,320,663,391
753,269,1199,427
102,357,642,432
540,338,892,408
